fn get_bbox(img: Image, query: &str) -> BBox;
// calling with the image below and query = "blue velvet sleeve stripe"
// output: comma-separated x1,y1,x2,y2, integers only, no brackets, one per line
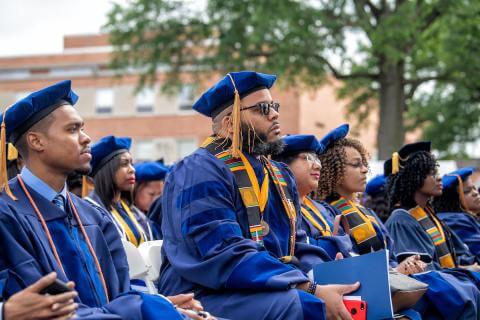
181,207,238,235
195,222,244,258
225,251,308,290
176,181,232,210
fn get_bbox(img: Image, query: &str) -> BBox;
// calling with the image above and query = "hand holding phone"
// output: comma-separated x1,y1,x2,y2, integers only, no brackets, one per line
39,278,72,295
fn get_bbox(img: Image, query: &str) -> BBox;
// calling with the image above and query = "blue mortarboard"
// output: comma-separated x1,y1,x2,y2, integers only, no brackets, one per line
442,167,475,189
2,80,78,143
134,161,169,182
279,135,322,157
365,175,387,197
384,141,431,176
90,136,132,176
319,124,349,152
192,71,277,118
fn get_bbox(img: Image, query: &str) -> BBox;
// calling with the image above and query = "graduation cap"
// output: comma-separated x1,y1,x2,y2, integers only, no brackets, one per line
0,80,78,200
365,175,387,197
90,135,132,177
442,167,475,189
193,71,277,158
279,134,322,157
318,124,349,152
134,161,169,182
384,141,431,176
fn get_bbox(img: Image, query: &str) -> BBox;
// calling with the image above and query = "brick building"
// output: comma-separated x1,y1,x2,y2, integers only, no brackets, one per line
0,34,379,164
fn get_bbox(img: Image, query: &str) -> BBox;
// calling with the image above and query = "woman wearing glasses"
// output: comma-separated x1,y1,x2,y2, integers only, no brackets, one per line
272,134,353,260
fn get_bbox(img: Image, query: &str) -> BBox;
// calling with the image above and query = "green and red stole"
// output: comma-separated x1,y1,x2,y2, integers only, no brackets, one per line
202,137,297,257
331,197,384,254
409,206,456,268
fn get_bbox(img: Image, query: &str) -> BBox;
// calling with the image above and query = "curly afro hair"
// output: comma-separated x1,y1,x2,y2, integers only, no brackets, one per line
316,138,369,203
386,151,438,211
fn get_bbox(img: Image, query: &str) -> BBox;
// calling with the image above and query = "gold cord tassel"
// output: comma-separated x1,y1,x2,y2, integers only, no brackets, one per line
0,115,17,200
7,143,18,161
392,152,400,175
227,74,242,158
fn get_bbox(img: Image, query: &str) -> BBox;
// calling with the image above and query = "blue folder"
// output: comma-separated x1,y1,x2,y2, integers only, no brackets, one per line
313,249,393,319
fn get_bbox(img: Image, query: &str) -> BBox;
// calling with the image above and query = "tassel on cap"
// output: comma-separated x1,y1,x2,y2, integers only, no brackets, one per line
7,143,18,161
0,112,17,200
392,152,400,175
227,73,242,158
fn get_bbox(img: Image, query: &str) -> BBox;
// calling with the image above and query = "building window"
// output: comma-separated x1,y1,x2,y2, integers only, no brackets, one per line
177,138,197,159
95,88,114,114
136,88,155,114
135,140,156,162
178,84,195,111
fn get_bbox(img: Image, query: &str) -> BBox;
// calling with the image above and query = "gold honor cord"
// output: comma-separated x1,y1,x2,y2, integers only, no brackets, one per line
110,200,145,247
301,197,332,236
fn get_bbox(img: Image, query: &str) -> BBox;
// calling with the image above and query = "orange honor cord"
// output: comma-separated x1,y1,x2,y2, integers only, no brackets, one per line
17,175,110,303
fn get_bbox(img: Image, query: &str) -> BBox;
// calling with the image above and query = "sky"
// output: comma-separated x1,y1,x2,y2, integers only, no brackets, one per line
0,0,125,57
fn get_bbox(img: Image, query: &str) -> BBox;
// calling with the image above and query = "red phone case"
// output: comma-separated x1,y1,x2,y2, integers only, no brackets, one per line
343,299,367,320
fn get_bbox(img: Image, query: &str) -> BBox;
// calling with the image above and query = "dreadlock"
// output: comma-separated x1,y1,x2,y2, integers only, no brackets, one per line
316,138,369,203
386,151,438,211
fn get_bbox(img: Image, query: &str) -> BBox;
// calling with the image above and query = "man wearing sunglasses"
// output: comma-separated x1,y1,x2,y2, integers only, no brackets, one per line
159,71,359,320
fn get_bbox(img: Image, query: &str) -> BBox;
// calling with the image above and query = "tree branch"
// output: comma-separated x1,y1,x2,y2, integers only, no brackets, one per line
404,74,451,86
323,58,379,80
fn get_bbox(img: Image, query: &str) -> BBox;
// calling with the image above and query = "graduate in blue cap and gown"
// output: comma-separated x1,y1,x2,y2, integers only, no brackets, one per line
87,136,151,246
363,174,390,223
434,167,480,260
0,80,205,320
384,142,480,318
131,161,168,240
317,127,480,318
271,134,353,259
159,71,360,320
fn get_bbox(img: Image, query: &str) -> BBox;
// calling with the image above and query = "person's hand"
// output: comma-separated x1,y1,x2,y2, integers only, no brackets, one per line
177,308,217,320
396,255,426,275
460,262,480,272
167,293,203,311
315,282,360,320
3,272,78,320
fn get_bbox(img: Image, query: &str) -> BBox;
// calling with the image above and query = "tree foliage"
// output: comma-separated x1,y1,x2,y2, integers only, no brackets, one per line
104,0,480,158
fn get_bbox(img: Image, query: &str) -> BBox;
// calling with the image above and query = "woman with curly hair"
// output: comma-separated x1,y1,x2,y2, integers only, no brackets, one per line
433,167,480,259
315,124,425,275
385,142,480,318
272,134,352,260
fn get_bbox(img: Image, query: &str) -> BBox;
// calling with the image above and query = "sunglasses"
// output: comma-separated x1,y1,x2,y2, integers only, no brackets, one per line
241,102,280,116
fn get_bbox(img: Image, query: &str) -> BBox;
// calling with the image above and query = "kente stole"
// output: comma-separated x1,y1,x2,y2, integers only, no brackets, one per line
331,197,384,254
301,197,332,236
202,138,297,257
409,206,456,268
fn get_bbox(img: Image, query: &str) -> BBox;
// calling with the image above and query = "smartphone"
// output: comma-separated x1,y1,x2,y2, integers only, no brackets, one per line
343,299,367,320
40,279,72,295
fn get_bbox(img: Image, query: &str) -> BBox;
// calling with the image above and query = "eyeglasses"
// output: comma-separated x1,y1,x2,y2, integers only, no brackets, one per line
345,161,368,169
298,153,322,167
241,102,280,116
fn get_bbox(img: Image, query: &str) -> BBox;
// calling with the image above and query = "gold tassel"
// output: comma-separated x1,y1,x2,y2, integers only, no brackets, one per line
392,152,400,175
81,175,93,198
227,74,242,159
0,114,17,200
7,143,18,161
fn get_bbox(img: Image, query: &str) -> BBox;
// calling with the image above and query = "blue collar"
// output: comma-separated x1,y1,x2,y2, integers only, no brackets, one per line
20,167,67,202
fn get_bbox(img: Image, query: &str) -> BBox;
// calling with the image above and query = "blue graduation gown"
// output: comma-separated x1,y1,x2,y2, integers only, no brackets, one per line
147,196,163,239
438,212,480,260
386,208,480,318
159,148,329,320
300,199,353,259
0,177,185,320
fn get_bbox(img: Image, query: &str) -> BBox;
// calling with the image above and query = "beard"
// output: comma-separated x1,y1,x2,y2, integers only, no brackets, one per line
240,123,285,156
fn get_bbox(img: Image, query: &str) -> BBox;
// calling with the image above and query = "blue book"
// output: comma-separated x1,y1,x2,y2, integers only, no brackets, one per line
313,249,393,319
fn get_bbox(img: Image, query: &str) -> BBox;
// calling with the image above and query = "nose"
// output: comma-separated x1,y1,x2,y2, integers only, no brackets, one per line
268,106,279,121
80,130,91,145
129,163,135,173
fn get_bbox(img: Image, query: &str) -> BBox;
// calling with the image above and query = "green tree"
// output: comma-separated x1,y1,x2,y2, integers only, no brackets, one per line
104,0,480,159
